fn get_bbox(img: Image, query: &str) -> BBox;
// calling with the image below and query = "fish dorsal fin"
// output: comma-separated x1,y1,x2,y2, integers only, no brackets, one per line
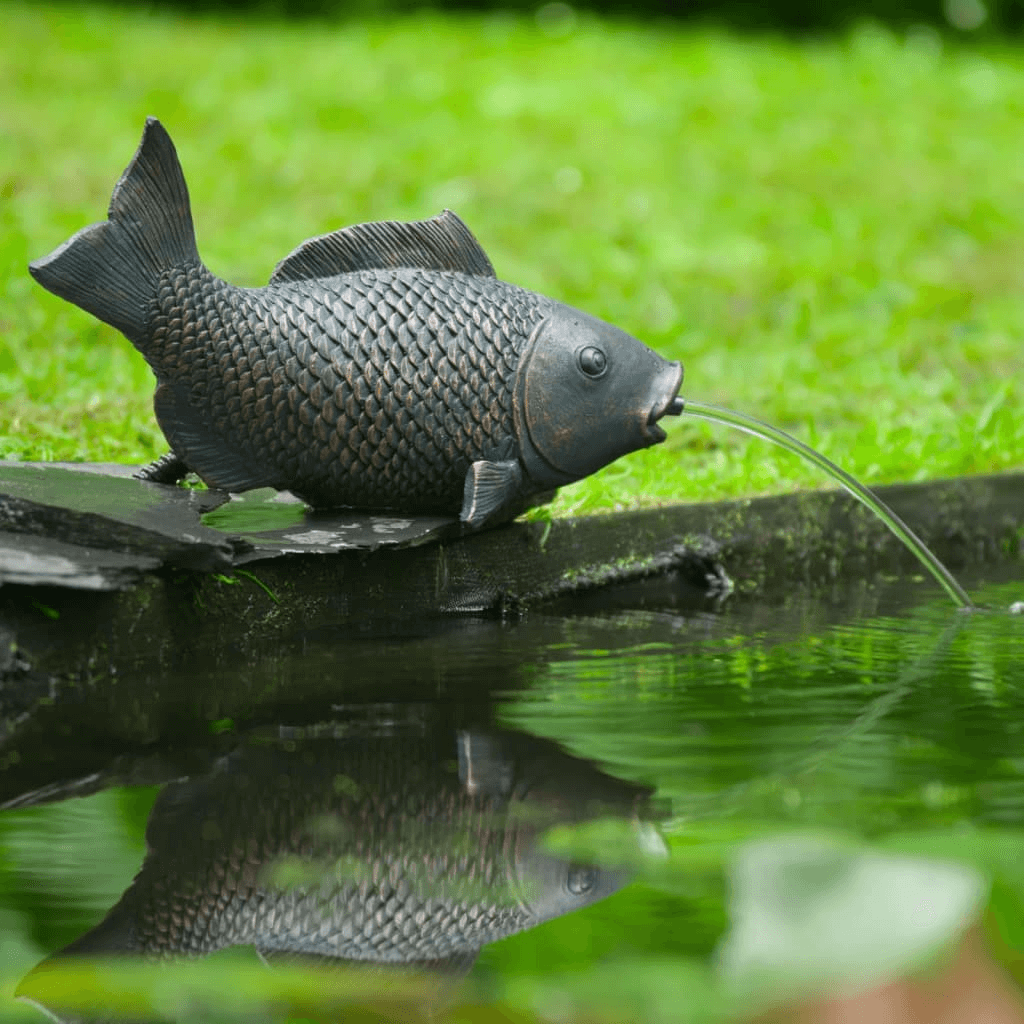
256,949,344,968
407,950,480,979
256,947,480,979
269,209,496,284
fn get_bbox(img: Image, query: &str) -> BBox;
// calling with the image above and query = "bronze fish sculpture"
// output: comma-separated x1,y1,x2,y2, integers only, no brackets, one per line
20,727,659,1022
29,119,684,528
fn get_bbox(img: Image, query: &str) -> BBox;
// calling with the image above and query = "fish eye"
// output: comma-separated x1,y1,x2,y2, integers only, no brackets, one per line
577,346,607,378
566,864,597,895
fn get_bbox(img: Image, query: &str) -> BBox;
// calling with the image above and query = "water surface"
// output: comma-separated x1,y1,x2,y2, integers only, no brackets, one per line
1,565,1022,1021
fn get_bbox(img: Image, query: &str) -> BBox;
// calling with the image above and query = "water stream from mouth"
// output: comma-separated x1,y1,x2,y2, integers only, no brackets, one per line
662,398,974,610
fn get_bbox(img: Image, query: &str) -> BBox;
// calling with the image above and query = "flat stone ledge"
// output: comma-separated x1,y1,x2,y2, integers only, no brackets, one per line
2,462,1020,589
0,462,1020,685
0,463,459,588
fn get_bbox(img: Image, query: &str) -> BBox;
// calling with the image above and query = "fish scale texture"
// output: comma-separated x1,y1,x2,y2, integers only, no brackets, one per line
123,753,533,960
148,262,549,510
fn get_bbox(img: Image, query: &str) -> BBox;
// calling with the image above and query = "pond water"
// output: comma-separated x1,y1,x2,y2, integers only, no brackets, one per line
1,564,1022,1022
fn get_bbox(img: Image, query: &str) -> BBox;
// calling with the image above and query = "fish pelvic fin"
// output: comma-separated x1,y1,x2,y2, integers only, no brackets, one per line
29,117,200,345
15,900,141,1020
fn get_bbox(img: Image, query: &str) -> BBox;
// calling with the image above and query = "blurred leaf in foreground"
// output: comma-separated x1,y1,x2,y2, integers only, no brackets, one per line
717,835,988,1012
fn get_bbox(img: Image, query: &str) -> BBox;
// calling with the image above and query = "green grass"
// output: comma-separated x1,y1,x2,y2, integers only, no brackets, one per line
2,2,1023,514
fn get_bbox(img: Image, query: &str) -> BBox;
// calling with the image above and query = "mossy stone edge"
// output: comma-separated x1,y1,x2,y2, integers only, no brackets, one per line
0,466,1021,687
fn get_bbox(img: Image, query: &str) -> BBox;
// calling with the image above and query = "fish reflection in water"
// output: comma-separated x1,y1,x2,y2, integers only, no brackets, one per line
27,724,657,1018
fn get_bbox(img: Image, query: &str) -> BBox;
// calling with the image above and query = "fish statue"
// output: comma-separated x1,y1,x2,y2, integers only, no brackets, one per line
20,726,660,1022
29,119,684,528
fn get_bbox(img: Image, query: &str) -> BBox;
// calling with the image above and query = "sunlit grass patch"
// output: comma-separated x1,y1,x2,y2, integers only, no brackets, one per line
4,2,1024,510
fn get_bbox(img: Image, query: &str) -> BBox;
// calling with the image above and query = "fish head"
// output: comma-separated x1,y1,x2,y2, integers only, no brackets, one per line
511,848,632,925
463,730,663,926
515,304,683,486
508,812,669,926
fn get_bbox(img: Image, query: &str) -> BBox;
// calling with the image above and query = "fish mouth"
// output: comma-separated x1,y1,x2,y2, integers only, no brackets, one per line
644,362,685,444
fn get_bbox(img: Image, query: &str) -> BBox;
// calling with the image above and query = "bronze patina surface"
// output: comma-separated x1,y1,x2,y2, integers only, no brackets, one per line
30,119,683,529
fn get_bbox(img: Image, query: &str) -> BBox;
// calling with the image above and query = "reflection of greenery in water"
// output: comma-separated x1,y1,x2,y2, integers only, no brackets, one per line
503,589,1024,835
201,490,307,535
0,789,154,1019
1,583,1022,1020
490,582,1024,1009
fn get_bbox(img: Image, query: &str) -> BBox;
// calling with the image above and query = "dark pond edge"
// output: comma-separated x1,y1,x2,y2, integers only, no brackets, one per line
0,468,1021,687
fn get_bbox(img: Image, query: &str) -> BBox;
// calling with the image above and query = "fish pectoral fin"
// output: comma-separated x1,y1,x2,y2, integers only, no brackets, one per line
255,947,480,979
460,460,523,529
406,950,481,979
154,382,274,494
269,209,496,283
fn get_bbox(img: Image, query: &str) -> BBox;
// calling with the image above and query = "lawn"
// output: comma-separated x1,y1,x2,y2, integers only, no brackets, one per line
2,1,1023,515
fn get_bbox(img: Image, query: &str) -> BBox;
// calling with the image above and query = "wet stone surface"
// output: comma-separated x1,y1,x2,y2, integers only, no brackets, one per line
0,462,459,590
0,462,1021,690
1,463,1022,598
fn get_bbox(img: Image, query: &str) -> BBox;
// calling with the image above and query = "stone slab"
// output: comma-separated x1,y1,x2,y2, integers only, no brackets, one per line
0,530,161,590
0,462,1020,692
0,462,237,579
0,463,460,588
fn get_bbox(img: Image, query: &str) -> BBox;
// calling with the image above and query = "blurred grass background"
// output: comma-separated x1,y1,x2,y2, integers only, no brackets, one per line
2,0,1023,515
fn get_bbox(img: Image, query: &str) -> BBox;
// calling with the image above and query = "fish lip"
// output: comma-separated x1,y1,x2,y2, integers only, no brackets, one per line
645,420,668,444
644,362,684,444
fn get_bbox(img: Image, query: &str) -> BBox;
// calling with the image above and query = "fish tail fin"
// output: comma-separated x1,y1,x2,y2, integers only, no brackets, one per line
29,117,200,344
16,901,140,1023
47,900,140,958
